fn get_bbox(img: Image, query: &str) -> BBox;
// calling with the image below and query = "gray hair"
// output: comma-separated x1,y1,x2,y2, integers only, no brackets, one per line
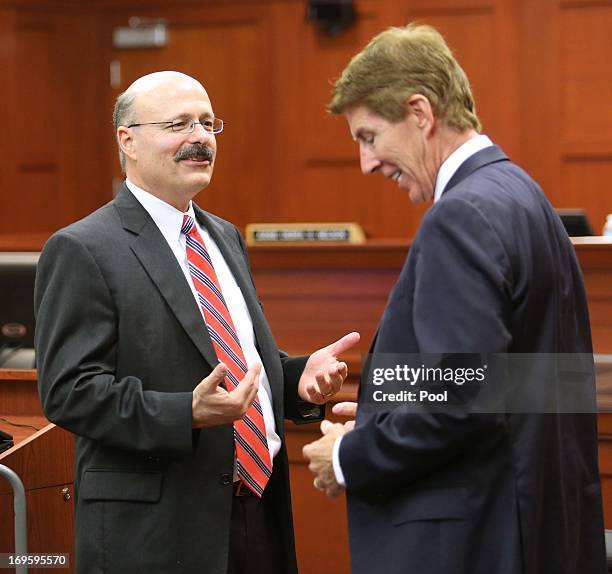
113,90,137,172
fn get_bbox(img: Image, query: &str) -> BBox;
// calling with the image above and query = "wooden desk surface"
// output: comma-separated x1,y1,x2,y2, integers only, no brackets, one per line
0,369,44,445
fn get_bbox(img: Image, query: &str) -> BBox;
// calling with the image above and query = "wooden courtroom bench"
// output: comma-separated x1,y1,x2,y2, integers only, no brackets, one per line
1,239,611,574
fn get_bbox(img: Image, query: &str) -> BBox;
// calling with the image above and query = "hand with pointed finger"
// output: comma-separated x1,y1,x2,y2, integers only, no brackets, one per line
298,332,360,404
192,362,261,428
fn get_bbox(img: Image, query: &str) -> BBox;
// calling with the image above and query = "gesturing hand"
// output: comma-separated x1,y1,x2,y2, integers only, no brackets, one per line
298,332,360,404
192,362,261,428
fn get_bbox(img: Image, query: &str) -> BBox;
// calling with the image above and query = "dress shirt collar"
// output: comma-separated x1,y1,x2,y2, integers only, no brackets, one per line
433,134,493,203
125,179,197,244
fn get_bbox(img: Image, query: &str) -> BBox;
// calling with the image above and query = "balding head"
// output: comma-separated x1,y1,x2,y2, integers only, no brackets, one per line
113,71,209,171
113,70,218,210
126,71,204,93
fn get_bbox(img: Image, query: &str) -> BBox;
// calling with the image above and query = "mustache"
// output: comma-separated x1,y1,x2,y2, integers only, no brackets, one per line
174,144,214,163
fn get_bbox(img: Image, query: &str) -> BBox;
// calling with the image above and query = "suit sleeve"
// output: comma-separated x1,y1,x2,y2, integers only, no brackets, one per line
280,354,324,424
35,231,194,457
339,196,513,493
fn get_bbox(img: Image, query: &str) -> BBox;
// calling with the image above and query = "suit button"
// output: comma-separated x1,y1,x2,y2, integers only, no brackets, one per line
220,473,232,486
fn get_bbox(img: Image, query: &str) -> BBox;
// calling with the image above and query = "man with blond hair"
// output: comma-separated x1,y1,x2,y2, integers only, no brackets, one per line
304,24,606,574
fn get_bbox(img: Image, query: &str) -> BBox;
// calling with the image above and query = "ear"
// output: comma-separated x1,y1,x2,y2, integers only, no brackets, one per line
405,94,435,134
117,126,137,162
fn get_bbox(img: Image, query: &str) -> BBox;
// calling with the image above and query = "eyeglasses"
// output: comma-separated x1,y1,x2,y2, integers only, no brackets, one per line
126,117,224,135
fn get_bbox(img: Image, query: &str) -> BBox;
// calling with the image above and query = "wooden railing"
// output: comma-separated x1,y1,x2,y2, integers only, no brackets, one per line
1,238,611,573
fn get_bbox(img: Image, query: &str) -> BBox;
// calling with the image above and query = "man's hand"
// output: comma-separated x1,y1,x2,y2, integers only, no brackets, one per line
192,362,261,428
302,419,348,497
298,332,360,404
333,401,357,431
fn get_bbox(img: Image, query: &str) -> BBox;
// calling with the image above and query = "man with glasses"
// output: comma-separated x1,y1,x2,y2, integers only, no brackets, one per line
34,71,359,574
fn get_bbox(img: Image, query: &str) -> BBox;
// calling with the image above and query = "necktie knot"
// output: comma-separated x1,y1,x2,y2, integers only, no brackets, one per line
181,214,195,236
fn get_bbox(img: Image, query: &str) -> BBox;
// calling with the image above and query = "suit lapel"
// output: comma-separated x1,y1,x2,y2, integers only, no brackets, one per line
194,207,253,309
442,145,509,195
113,185,219,368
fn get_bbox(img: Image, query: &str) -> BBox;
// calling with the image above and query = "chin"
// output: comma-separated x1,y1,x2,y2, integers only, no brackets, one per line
406,185,433,204
190,172,213,189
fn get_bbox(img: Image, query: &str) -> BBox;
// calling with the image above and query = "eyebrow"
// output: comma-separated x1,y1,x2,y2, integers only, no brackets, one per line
353,128,372,141
171,112,214,121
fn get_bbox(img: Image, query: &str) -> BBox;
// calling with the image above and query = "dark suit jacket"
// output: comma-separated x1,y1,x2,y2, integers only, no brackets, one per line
339,146,606,574
34,185,321,574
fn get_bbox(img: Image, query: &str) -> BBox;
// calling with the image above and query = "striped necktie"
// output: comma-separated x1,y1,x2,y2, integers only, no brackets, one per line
181,215,272,497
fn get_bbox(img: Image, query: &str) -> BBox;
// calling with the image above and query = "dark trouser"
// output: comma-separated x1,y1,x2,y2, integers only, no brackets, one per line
227,482,283,574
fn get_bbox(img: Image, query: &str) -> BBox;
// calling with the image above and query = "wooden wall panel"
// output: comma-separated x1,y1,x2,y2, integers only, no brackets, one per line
300,2,383,162
0,9,16,238
520,0,560,203
299,164,382,237
1,0,612,245
54,9,111,224
560,3,612,146
0,9,17,235
267,0,427,239
561,159,612,236
522,0,612,236
15,19,55,165
1,10,59,235
0,3,109,248
556,2,612,233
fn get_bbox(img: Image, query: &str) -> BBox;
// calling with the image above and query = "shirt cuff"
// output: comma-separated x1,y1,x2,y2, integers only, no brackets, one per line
332,435,347,487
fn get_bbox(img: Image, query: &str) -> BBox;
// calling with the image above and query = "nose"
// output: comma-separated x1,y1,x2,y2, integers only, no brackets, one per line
188,123,215,143
359,143,381,175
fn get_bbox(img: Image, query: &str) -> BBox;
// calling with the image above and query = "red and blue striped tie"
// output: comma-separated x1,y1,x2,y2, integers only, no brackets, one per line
182,215,272,497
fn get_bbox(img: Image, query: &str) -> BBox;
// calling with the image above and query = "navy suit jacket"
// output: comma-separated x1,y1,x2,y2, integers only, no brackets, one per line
339,146,606,574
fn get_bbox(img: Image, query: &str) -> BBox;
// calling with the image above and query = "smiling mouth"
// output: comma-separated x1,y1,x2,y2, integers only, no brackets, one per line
390,170,402,181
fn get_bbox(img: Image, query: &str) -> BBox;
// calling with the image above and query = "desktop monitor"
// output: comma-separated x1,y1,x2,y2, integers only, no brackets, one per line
556,209,595,237
0,252,38,368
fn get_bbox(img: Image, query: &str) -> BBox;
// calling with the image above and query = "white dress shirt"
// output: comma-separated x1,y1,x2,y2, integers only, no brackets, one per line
332,134,494,487
433,134,493,203
126,180,281,462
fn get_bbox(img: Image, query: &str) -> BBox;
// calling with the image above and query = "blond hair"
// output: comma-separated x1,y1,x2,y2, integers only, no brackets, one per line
328,24,481,132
